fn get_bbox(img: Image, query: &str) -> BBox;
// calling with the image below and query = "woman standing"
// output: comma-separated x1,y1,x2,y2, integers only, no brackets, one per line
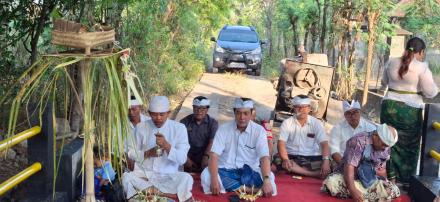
381,37,438,186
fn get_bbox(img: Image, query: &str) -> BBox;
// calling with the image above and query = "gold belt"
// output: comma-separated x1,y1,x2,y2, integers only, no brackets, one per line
388,88,422,95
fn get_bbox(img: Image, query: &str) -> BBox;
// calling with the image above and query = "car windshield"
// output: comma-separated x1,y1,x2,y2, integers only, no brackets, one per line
218,29,258,43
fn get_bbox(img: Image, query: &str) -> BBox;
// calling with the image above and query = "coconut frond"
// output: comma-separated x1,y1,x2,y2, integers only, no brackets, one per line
1,48,142,200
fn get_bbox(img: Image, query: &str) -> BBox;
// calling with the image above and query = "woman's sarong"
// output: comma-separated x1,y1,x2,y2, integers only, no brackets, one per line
380,99,423,183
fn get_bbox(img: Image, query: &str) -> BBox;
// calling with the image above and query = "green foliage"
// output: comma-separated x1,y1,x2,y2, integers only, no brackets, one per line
261,52,282,79
430,61,440,76
2,0,439,116
402,0,440,49
121,0,231,96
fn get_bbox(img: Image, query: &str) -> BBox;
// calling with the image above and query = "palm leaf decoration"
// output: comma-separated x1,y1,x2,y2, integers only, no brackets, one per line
1,48,143,201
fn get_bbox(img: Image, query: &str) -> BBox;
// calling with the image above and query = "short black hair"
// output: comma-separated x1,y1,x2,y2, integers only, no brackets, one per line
193,96,208,101
240,97,252,102
93,146,102,158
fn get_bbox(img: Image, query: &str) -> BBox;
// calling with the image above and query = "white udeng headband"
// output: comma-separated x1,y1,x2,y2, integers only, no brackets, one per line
291,96,311,105
193,98,210,106
129,99,142,107
376,123,398,147
343,100,361,112
233,98,254,109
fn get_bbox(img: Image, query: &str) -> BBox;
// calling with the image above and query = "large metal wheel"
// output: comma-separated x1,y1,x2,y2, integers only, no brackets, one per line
310,87,326,100
293,68,318,88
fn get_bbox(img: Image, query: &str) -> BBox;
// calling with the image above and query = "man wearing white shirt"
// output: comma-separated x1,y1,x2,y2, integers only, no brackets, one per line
275,95,331,178
122,96,193,201
201,97,277,197
329,100,376,164
125,96,151,171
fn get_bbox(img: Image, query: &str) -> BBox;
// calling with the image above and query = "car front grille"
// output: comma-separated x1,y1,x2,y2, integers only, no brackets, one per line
229,54,244,61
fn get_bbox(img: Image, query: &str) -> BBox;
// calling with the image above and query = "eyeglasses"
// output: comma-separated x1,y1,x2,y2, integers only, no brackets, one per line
194,106,208,111
293,105,309,109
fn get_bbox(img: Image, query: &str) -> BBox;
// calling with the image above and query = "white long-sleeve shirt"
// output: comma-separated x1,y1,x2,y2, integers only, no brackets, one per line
125,114,150,153
329,118,376,155
382,58,438,108
128,119,190,174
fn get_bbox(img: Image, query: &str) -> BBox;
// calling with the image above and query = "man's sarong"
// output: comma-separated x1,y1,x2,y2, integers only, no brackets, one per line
273,154,323,171
322,173,400,201
381,99,423,183
218,164,263,191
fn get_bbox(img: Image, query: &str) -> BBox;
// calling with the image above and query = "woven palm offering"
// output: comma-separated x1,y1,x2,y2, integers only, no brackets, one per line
234,185,263,202
52,19,115,49
133,187,175,202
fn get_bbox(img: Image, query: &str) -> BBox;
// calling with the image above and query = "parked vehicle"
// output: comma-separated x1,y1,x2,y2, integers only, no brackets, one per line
211,25,265,76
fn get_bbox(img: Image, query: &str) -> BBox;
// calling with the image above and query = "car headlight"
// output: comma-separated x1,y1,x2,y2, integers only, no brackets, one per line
215,44,225,53
250,47,261,54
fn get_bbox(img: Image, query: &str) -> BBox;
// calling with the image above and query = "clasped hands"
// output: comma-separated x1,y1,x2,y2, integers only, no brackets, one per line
144,133,171,158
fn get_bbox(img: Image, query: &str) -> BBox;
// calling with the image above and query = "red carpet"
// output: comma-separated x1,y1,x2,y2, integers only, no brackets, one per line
190,173,411,202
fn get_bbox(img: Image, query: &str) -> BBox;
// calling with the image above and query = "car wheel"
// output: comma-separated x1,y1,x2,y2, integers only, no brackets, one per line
253,69,261,76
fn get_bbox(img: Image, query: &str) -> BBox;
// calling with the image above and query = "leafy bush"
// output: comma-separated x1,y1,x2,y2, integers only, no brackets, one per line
430,62,440,75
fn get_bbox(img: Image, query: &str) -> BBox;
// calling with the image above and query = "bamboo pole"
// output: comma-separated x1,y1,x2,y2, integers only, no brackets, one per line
82,47,96,202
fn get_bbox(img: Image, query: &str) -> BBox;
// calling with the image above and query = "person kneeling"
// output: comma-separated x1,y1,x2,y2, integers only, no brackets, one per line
201,98,277,197
322,124,400,202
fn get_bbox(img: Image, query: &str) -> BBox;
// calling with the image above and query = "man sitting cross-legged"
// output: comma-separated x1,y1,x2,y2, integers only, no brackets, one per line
273,95,331,179
322,124,400,202
122,96,194,202
180,96,219,173
201,97,277,197
125,96,151,171
329,100,376,165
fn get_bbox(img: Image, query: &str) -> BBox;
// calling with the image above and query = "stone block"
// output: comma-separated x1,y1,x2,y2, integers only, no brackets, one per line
55,138,84,201
409,176,438,202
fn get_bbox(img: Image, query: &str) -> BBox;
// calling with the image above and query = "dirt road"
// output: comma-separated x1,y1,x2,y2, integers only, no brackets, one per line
175,73,277,124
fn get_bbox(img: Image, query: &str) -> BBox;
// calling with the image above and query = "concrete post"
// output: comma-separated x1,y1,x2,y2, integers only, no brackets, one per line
26,104,55,200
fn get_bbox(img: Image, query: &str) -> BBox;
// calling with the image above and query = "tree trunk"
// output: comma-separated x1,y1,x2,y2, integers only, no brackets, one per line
263,0,274,57
314,0,322,53
362,10,380,106
338,33,347,70
76,0,86,22
304,25,310,51
310,21,318,53
29,1,56,64
332,43,336,67
289,15,299,56
282,31,288,58
85,0,96,27
376,53,384,90
69,66,83,135
320,0,329,53
277,28,282,53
